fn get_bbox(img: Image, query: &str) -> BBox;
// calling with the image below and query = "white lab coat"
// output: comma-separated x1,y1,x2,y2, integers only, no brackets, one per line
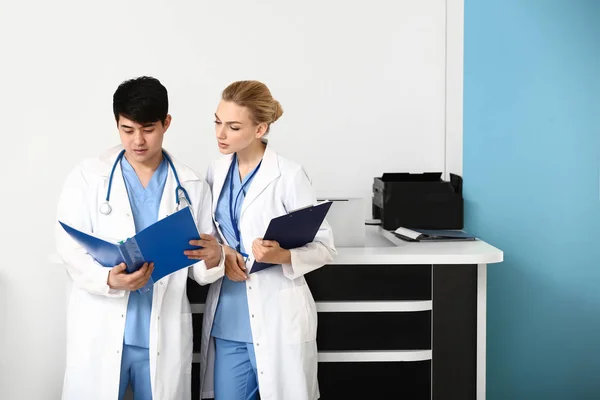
199,145,337,400
55,145,224,400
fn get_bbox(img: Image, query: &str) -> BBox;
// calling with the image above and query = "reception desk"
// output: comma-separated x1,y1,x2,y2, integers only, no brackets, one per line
187,227,503,399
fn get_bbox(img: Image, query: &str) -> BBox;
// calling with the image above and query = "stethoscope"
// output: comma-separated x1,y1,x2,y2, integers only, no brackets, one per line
99,149,192,216
228,153,262,258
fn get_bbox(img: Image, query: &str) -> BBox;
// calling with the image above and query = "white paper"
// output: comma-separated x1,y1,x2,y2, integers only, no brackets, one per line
394,227,422,240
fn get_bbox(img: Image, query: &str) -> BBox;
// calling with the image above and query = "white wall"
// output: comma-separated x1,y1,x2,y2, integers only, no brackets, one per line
0,0,462,398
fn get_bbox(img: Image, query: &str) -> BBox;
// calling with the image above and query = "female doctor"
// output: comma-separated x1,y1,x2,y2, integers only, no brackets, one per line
187,80,337,400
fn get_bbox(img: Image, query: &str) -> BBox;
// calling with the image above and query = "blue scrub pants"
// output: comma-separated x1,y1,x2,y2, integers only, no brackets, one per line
118,344,152,400
214,338,259,400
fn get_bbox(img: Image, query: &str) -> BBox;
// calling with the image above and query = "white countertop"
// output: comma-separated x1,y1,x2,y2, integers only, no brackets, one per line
331,226,503,265
48,226,504,266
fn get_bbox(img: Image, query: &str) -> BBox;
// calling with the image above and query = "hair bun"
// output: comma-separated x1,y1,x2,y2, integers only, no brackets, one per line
272,100,283,123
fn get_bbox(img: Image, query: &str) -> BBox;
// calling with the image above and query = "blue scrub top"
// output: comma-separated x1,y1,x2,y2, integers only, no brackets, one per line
121,156,168,348
211,156,260,343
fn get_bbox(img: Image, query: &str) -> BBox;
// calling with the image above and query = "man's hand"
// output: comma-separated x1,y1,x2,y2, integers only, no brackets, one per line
107,262,154,291
224,245,248,282
185,234,222,269
252,239,291,265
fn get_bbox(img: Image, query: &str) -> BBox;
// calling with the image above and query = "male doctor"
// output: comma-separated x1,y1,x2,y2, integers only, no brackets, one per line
55,76,225,400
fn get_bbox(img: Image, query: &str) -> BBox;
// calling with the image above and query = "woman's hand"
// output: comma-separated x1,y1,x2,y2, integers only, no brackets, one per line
223,245,248,282
252,239,291,265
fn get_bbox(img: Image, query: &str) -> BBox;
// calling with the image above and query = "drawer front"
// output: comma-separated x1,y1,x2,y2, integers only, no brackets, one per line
318,361,431,399
187,264,432,304
192,362,201,400
317,311,431,351
192,361,431,400
193,311,431,353
187,278,209,304
305,264,432,301
192,313,204,353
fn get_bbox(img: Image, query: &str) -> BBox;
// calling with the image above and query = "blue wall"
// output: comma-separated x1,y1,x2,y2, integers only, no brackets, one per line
463,0,600,398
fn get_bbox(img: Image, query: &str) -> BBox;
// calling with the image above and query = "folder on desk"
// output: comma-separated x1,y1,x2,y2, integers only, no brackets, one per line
393,227,476,242
250,201,333,274
59,206,202,283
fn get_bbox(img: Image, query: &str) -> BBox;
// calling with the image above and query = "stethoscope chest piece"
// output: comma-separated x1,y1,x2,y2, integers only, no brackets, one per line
99,201,112,215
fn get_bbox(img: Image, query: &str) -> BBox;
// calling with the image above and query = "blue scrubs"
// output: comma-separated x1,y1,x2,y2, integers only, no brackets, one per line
214,338,259,400
118,156,168,400
118,345,151,400
212,156,261,400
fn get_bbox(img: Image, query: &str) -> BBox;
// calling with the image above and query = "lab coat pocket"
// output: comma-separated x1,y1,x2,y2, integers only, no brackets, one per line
279,285,317,344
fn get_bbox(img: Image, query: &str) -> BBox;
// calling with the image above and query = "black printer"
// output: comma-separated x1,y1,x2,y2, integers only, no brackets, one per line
372,172,464,231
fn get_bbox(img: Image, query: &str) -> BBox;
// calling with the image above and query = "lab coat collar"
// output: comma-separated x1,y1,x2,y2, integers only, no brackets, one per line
210,143,281,215
240,145,280,216
94,145,200,183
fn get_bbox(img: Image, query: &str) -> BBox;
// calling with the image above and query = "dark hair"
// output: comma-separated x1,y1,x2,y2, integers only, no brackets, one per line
113,76,169,124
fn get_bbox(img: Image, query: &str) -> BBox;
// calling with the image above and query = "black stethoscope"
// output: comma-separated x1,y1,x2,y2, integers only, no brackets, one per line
99,149,192,216
228,154,262,258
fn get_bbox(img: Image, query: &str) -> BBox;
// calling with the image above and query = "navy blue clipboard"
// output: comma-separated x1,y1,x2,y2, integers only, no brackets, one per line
59,206,202,282
250,201,333,274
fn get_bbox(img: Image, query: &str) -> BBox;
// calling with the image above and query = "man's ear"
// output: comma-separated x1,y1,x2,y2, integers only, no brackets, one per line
162,114,172,131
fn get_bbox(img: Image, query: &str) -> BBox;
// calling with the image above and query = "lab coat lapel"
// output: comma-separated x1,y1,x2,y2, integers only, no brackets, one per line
158,166,177,220
211,154,234,212
153,164,178,313
240,146,280,218
209,155,234,245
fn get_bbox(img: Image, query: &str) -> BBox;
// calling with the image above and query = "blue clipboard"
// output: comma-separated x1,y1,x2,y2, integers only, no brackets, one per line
59,206,202,284
250,201,333,274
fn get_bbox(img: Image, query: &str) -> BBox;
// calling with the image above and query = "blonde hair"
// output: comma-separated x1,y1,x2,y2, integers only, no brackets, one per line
222,80,283,132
